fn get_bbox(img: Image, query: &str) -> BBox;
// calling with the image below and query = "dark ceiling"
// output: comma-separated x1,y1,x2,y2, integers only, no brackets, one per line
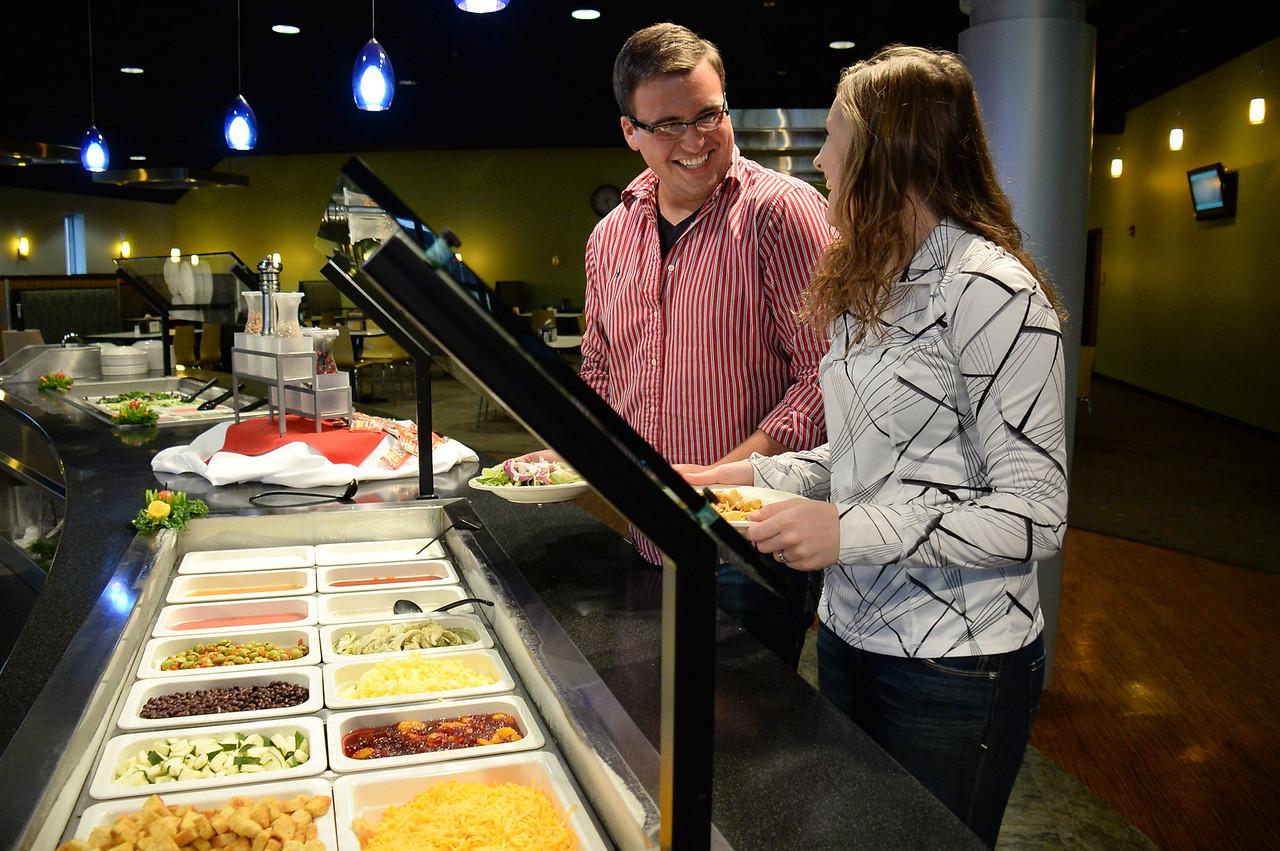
2,0,1276,202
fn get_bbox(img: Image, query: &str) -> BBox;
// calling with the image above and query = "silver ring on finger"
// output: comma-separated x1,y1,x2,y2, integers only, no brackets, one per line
774,550,787,563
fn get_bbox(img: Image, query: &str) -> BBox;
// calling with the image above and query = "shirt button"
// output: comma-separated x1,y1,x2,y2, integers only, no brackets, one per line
650,358,657,366
666,264,675,272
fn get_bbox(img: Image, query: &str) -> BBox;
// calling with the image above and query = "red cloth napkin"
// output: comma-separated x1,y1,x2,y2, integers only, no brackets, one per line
217,415,385,467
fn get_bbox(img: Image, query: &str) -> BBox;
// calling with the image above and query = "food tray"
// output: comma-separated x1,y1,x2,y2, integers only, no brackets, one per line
153,597,319,637
317,586,472,625
318,613,493,664
322,649,514,710
331,752,608,851
72,778,337,846
167,568,316,604
117,666,323,731
89,717,326,800
178,545,315,575
316,559,458,594
326,694,544,773
136,626,320,680
314,538,447,566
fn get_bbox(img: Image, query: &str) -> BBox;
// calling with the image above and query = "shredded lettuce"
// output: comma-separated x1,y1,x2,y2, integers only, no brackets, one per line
479,458,580,486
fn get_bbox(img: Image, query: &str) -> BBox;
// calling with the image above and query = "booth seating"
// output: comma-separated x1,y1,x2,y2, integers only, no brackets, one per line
17,289,119,344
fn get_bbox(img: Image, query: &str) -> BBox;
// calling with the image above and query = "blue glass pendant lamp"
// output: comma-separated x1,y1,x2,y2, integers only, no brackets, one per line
353,2,394,111
224,0,258,150
80,1,109,172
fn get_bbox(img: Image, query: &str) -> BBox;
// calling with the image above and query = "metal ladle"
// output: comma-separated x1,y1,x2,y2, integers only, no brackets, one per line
393,596,495,616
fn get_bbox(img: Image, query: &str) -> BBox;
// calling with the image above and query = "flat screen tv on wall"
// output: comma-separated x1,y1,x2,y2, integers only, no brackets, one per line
1186,162,1238,221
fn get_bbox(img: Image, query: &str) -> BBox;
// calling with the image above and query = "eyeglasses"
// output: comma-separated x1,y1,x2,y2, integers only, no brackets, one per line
626,103,730,140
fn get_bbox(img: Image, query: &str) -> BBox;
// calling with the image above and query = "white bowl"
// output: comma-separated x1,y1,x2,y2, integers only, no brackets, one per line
706,484,804,528
316,559,457,594
153,597,318,637
322,649,514,710
317,586,472,625
326,694,544,773
89,716,326,800
314,539,447,565
318,613,493,663
72,778,337,845
136,626,320,679
332,752,608,851
117,666,323,731
467,476,591,504
178,545,315,575
166,568,316,604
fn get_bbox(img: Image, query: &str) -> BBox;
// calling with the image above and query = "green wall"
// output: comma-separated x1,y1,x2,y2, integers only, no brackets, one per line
174,148,640,309
1087,38,1279,432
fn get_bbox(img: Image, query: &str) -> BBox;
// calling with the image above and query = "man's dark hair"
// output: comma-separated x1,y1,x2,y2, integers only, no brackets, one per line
613,22,725,116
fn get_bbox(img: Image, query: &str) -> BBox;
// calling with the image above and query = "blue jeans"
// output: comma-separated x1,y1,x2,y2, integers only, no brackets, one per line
716,563,820,669
817,623,1045,848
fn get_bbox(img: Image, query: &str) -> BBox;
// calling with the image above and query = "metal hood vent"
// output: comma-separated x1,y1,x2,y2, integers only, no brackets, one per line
1,138,81,166
731,108,827,185
91,167,249,190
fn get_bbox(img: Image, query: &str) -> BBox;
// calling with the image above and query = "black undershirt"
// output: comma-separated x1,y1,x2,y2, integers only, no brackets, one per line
658,210,697,257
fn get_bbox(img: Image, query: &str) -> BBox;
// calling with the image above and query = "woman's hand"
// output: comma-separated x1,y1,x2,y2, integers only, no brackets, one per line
745,498,839,572
673,460,754,487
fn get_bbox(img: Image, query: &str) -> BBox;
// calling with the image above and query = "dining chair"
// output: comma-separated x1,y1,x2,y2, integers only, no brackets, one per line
172,325,197,369
529,308,556,334
361,334,413,400
334,326,373,401
2,329,45,361
198,322,223,370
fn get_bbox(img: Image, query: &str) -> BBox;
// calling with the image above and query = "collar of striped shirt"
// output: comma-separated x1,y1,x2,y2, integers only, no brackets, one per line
620,145,746,208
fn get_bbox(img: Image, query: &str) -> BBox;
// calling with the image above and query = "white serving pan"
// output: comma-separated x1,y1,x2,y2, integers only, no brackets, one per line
153,597,318,637
314,538,446,566
316,559,458,594
89,716,326,801
318,613,494,664
317,586,472,625
136,626,320,680
117,666,323,731
332,752,608,851
326,694,544,773
167,568,316,604
178,545,315,575
72,778,337,845
323,649,514,710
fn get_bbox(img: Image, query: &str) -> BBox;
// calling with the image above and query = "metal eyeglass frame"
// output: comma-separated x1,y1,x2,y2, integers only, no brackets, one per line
625,101,730,139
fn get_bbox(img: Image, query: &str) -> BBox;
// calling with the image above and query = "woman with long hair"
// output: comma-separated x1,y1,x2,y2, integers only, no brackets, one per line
684,46,1069,846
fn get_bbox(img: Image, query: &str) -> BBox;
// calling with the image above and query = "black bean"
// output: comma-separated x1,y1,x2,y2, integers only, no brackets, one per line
139,681,309,719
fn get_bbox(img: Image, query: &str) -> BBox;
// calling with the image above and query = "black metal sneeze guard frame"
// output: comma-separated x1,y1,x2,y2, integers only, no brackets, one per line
314,157,794,850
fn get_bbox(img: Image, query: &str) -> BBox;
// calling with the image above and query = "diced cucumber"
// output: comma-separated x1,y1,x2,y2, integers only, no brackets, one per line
270,733,291,751
233,755,260,766
178,767,203,781
146,750,163,766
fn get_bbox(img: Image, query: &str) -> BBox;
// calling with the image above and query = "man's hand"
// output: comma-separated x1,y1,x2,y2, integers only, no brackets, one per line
744,498,839,572
672,460,753,487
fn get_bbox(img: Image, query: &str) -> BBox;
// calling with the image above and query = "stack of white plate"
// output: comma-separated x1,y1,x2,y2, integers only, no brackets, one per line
132,339,164,371
99,344,149,376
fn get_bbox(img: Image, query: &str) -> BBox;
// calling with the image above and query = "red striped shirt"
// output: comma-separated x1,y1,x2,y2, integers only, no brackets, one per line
581,149,830,559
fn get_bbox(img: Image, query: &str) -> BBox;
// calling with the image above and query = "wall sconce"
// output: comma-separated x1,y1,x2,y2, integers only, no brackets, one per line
170,247,181,263
17,236,31,259
1110,157,1123,178
1249,97,1266,124
118,240,131,258
1168,127,1184,151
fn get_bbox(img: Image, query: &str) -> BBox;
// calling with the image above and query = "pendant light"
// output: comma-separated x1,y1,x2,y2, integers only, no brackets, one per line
353,1,394,111
224,0,258,150
455,0,509,13
1249,53,1266,125
80,0,109,172
1168,109,1183,151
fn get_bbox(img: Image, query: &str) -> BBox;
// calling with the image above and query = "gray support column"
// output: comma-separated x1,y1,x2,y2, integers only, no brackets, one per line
959,0,1094,685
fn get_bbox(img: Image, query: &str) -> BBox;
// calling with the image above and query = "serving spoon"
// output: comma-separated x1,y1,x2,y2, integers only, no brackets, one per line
393,596,495,616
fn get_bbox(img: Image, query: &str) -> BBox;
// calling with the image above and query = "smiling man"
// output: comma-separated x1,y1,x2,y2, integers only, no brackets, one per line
579,23,832,667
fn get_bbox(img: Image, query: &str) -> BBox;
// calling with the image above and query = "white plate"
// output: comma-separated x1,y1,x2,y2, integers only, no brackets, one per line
319,613,494,663
467,476,591,504
89,716,326,800
707,483,803,528
317,586,472,625
314,539,447,565
72,778,337,845
316,560,457,594
167,568,316,604
136,626,320,679
153,597,318,637
326,694,544,773
323,649,514,710
178,545,315,575
332,752,608,851
117,666,323,731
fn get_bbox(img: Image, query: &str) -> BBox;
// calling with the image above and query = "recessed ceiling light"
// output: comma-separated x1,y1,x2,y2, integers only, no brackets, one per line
120,66,145,74
571,8,601,19
272,24,300,35
398,79,418,86
829,41,856,50
129,155,147,161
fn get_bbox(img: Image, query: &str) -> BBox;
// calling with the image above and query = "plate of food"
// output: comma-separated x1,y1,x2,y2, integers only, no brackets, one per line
467,458,589,504
706,485,802,528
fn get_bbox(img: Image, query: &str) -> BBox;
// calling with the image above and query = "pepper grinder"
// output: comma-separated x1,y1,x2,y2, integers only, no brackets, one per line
256,253,281,336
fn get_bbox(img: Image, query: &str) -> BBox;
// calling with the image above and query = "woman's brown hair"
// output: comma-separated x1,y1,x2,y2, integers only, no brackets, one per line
801,45,1063,336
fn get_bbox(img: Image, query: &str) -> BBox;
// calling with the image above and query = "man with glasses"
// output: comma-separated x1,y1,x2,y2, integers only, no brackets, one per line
581,23,831,668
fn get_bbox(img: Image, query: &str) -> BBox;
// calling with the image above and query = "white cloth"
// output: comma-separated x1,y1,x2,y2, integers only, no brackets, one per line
151,420,478,488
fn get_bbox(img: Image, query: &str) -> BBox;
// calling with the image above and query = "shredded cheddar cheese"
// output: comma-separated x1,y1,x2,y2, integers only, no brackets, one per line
340,656,497,700
353,781,576,851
